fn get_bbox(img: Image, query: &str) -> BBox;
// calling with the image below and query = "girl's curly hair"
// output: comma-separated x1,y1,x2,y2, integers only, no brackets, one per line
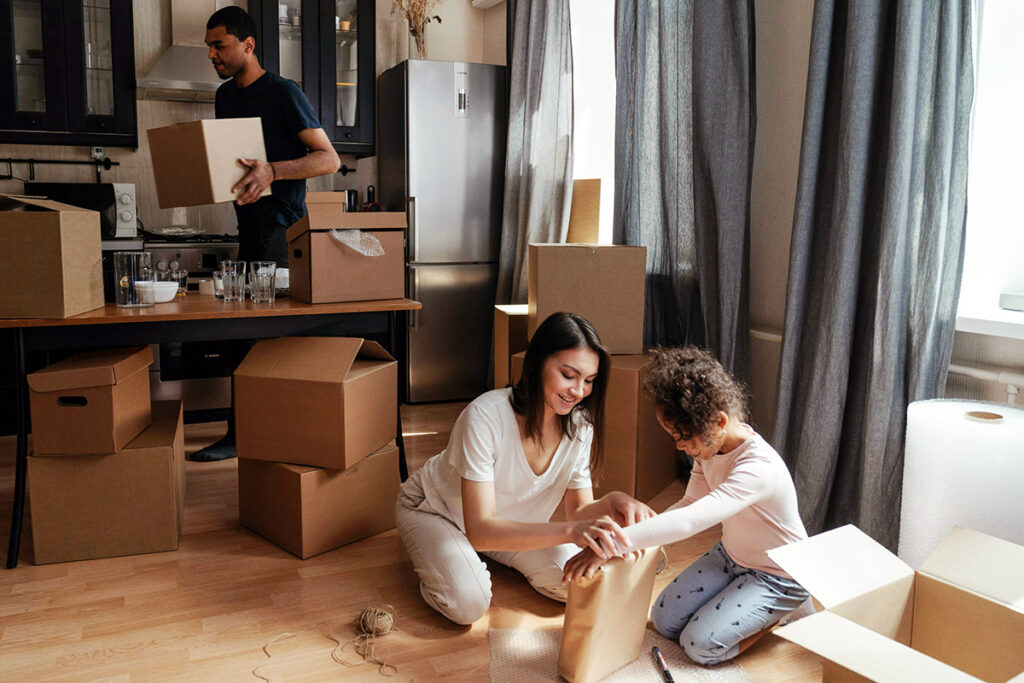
642,346,749,445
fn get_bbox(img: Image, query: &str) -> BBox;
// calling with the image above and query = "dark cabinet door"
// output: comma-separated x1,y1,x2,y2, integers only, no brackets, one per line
251,0,374,157
0,0,136,147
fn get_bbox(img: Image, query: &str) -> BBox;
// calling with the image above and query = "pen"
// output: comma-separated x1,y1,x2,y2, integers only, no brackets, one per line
652,646,674,683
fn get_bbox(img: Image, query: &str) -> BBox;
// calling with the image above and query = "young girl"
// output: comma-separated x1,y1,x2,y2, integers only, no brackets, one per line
396,312,655,625
562,346,810,665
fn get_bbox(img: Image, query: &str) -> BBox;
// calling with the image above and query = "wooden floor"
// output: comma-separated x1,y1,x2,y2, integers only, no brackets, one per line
0,402,820,681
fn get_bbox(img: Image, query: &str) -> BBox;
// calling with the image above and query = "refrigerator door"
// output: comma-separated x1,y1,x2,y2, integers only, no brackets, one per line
407,262,499,402
406,60,506,264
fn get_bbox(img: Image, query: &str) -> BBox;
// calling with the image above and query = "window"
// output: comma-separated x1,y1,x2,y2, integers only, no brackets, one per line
957,0,1024,339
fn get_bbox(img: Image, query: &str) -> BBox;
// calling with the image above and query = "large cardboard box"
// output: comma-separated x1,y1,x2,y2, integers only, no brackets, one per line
286,193,406,303
511,351,676,501
493,304,529,389
768,525,1024,683
147,117,271,208
0,194,104,319
28,346,153,455
238,440,400,559
234,336,397,470
528,244,646,355
28,400,186,564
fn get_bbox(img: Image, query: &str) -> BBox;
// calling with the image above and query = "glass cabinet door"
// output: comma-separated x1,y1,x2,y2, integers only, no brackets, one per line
0,0,67,130
277,0,303,86
65,0,135,136
334,0,358,128
319,0,373,154
83,0,113,116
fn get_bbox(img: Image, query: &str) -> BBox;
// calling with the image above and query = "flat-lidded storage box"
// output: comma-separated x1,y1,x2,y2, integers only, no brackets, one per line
29,400,186,564
28,346,153,455
493,303,529,389
511,351,676,501
238,441,400,559
234,336,397,470
768,525,1024,683
0,194,104,319
286,193,406,303
147,117,270,208
528,244,646,355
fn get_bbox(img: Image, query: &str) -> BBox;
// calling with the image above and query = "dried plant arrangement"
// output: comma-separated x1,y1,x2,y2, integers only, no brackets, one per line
393,0,443,59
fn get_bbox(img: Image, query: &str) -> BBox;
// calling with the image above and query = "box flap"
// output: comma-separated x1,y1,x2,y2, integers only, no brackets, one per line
0,193,95,214
774,611,983,682
308,206,407,232
357,340,396,363
767,525,914,609
234,337,363,382
495,303,529,315
305,191,345,204
27,346,153,393
920,526,1024,611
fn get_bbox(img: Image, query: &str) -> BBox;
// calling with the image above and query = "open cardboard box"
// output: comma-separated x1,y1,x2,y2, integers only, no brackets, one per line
234,336,397,470
286,192,406,304
767,525,1024,682
493,303,528,389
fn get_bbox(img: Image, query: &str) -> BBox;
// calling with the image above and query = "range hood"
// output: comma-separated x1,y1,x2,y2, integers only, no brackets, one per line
137,0,225,102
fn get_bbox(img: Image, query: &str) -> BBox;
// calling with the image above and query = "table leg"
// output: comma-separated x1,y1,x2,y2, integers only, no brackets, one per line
6,329,27,569
390,311,409,482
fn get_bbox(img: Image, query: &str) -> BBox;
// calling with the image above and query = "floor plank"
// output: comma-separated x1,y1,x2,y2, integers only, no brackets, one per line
0,403,819,681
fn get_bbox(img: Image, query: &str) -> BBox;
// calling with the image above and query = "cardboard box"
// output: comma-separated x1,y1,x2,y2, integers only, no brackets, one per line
567,178,601,244
511,351,676,501
493,304,529,389
0,194,104,319
768,525,1024,683
528,244,646,355
28,346,153,455
28,400,186,564
286,193,406,303
234,336,397,470
147,117,271,208
238,440,400,559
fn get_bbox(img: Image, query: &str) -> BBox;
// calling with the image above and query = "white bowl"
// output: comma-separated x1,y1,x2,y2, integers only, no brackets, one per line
135,280,179,303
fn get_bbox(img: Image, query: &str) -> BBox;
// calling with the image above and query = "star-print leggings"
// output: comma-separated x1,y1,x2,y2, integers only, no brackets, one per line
650,542,810,665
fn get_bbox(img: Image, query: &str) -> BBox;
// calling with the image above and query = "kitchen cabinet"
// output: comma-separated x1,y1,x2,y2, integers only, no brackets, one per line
0,0,136,147
250,0,375,156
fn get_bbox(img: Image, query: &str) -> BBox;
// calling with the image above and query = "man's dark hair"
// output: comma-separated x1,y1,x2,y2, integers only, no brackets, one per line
510,312,610,479
207,6,257,42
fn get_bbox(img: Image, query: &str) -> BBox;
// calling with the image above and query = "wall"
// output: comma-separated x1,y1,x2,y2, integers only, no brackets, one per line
747,0,1024,434
0,0,505,234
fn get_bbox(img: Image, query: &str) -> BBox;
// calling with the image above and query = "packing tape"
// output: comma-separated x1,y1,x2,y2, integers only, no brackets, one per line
329,229,385,256
898,399,1024,568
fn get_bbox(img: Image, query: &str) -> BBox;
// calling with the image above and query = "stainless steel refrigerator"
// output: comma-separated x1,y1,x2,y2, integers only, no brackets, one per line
379,60,507,402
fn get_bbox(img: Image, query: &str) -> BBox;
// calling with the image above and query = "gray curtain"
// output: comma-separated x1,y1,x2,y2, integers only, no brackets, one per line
772,1,973,551
613,0,754,379
496,0,574,305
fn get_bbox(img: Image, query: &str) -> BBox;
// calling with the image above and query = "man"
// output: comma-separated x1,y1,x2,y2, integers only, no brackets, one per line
192,6,340,462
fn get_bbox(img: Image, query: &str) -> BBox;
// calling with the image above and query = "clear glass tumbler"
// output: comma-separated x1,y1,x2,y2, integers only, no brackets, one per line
113,251,154,308
220,260,247,303
249,261,277,303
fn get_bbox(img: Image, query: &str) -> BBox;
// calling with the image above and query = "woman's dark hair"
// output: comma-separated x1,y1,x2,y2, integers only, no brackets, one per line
510,312,610,477
642,345,749,445
207,6,257,42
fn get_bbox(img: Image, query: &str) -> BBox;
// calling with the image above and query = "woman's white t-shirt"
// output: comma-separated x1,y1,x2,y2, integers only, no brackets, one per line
416,388,594,532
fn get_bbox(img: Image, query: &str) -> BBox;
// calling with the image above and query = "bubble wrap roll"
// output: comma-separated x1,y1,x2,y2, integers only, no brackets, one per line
898,400,1024,568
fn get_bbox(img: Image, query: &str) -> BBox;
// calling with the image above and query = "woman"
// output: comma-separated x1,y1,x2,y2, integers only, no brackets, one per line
562,346,810,665
396,312,655,625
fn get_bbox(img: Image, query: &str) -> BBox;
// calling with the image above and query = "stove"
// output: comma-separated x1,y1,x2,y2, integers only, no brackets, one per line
142,234,239,278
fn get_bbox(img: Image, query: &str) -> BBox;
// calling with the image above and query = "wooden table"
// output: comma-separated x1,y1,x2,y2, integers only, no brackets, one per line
1,296,421,569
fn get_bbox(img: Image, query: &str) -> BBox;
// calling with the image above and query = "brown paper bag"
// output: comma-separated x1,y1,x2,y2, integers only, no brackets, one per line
557,549,661,683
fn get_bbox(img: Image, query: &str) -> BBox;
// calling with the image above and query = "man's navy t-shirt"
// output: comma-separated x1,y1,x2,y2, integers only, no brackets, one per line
215,71,321,229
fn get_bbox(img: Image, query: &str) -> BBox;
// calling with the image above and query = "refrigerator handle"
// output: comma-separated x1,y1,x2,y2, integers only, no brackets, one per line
408,266,419,331
406,196,416,262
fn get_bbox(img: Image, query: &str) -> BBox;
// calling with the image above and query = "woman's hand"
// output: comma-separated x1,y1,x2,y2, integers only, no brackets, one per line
604,491,656,527
561,547,607,584
568,516,628,559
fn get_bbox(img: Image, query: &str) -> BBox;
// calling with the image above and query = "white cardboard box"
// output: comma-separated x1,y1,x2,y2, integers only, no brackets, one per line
767,525,1024,682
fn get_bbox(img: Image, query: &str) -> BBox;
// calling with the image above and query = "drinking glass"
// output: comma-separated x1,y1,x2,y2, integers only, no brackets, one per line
113,251,154,308
211,270,225,299
249,261,277,303
169,269,189,297
220,260,247,303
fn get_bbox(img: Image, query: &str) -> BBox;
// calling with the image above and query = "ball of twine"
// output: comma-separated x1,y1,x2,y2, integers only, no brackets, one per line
358,606,396,637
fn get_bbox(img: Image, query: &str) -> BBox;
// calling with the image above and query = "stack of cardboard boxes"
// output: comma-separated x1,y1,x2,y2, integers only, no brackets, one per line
496,238,679,502
26,346,187,564
233,336,400,559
